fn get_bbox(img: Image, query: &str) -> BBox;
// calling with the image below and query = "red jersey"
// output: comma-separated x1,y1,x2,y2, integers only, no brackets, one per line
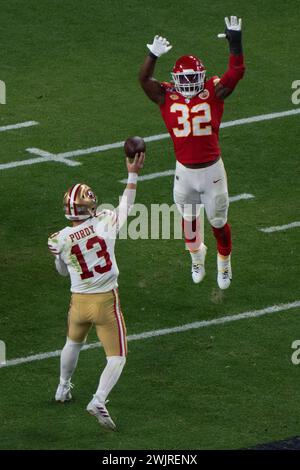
159,77,224,165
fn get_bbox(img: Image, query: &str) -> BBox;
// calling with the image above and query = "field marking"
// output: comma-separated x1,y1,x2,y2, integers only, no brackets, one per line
0,156,55,171
229,193,255,202
259,221,300,233
0,148,82,171
0,121,39,132
1,108,300,171
120,169,175,183
0,154,81,171
27,148,81,167
52,107,300,159
1,300,299,369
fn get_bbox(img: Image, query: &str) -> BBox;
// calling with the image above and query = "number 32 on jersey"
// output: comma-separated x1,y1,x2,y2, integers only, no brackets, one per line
171,102,212,137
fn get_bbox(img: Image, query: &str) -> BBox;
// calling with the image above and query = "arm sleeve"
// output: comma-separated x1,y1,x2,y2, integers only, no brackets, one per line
55,255,69,277
116,187,136,232
219,54,245,91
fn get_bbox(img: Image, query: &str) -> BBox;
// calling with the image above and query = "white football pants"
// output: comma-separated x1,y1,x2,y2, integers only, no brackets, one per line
173,158,229,229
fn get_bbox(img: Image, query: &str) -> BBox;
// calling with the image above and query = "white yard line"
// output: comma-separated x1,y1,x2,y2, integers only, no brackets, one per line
51,108,300,159
27,148,81,167
0,148,82,171
220,108,300,128
0,156,54,170
259,221,300,233
0,121,39,132
1,300,299,369
1,108,299,171
55,140,127,159
229,193,255,202
120,169,175,183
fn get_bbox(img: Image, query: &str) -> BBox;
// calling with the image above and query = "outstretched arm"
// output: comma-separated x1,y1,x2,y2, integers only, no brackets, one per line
116,153,145,231
215,16,245,100
139,35,172,105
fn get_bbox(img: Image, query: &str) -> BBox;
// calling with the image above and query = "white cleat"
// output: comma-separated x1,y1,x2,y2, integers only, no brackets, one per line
191,244,207,284
55,381,73,403
217,254,232,290
86,396,116,431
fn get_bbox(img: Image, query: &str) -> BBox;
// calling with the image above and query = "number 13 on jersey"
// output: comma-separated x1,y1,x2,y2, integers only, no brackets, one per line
171,102,212,137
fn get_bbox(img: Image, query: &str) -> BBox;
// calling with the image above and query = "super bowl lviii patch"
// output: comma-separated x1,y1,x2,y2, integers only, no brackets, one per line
199,89,210,100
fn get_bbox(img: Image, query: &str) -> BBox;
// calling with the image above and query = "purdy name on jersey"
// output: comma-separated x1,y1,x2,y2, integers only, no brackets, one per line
160,77,224,165
48,209,119,294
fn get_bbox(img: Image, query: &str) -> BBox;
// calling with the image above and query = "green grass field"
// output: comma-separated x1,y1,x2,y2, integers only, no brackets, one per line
1,0,300,450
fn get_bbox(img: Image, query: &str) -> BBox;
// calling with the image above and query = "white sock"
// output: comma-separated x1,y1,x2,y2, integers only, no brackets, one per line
59,337,84,384
190,242,205,264
95,356,126,403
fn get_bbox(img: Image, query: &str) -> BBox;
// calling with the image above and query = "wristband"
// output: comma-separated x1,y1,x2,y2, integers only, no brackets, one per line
128,173,138,184
148,51,158,59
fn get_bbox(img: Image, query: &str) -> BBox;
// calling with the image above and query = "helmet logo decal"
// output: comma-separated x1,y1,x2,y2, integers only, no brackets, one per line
87,189,96,200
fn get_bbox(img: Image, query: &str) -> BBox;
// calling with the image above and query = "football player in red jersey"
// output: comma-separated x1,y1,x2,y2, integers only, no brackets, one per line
139,16,245,289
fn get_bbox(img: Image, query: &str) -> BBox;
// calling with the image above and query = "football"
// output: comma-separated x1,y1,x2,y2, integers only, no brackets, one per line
124,136,146,159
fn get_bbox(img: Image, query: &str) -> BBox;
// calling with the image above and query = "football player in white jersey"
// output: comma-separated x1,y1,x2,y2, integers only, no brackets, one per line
48,153,145,431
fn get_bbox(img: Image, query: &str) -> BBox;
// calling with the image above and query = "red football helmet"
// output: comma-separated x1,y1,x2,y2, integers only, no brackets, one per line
171,55,206,98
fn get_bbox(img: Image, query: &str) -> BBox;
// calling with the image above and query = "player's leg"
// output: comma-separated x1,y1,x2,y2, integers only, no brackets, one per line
86,289,127,431
202,159,232,289
174,161,207,283
55,294,92,402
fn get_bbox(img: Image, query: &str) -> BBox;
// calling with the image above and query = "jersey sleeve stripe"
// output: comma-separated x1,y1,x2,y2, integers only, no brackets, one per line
48,245,59,252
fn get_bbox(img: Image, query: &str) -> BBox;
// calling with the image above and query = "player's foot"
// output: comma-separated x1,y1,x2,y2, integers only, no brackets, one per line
191,244,207,284
55,380,73,402
217,253,232,290
86,396,116,431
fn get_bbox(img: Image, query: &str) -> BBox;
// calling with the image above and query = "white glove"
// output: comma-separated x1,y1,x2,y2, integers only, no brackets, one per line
225,15,242,31
218,16,242,38
147,35,172,57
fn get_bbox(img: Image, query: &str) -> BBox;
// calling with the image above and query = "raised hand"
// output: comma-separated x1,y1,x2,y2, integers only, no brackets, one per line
218,15,242,39
147,35,172,58
126,152,145,174
225,16,242,31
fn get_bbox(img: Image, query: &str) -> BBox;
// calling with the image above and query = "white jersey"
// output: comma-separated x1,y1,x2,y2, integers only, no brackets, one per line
48,187,135,293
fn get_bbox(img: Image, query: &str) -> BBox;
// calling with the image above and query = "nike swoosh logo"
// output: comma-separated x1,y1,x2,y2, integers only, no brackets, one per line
213,179,222,183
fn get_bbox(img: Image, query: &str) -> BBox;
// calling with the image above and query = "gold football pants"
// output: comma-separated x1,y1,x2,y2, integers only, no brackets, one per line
67,288,127,357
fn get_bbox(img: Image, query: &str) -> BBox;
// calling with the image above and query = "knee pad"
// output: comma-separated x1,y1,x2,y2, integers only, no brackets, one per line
208,193,228,228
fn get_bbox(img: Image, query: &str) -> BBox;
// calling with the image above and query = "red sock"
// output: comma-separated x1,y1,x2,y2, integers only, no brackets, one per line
182,217,201,251
212,223,232,256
